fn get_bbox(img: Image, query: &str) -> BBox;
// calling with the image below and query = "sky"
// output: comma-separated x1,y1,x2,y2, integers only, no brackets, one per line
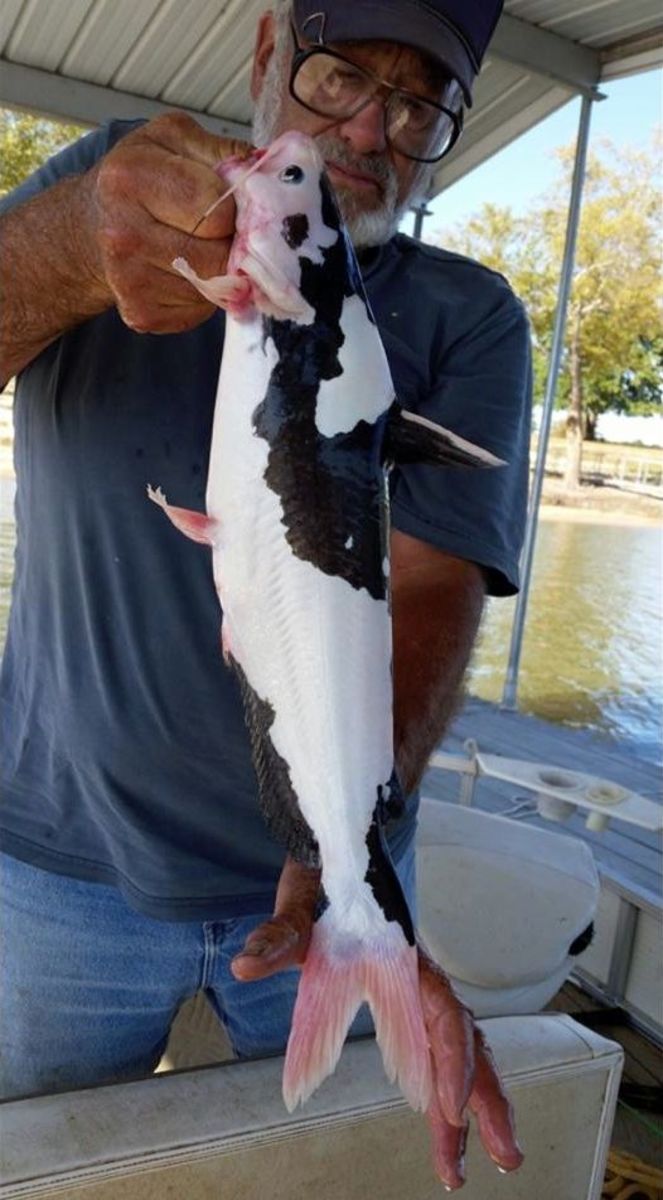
402,67,662,241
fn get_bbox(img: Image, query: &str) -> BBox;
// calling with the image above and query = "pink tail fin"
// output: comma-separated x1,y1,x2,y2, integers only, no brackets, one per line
283,914,431,1114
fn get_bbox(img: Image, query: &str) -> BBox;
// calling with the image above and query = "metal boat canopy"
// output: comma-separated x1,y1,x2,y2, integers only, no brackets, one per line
1,0,661,199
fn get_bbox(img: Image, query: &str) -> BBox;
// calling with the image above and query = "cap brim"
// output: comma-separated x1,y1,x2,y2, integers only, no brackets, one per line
294,0,476,104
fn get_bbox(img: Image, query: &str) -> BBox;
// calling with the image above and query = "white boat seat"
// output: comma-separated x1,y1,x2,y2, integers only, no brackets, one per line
0,1015,623,1200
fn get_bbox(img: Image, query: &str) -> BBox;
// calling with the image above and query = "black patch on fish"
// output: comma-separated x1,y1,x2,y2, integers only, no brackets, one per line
380,770,406,821
231,657,320,868
252,174,389,601
365,806,415,945
281,212,309,250
314,887,330,923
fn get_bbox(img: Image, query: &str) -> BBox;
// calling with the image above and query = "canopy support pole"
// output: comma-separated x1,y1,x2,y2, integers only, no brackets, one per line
411,203,432,240
501,93,596,710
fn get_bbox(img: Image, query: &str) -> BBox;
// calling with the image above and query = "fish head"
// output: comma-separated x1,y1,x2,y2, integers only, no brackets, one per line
220,131,344,323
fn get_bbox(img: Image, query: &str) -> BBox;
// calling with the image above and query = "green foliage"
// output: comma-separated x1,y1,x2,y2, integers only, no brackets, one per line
435,134,663,427
0,108,85,195
591,336,663,417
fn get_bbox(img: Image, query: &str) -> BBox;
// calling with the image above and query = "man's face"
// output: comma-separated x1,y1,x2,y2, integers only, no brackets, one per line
251,12,438,247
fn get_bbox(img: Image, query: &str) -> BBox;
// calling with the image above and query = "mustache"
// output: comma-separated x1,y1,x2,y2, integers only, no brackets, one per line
315,136,398,193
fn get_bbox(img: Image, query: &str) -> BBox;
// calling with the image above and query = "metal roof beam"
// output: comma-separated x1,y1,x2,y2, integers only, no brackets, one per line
490,14,602,96
600,27,663,80
0,60,251,139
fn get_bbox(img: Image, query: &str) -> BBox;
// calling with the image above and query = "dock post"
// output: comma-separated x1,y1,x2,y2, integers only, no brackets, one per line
501,92,598,711
411,202,432,240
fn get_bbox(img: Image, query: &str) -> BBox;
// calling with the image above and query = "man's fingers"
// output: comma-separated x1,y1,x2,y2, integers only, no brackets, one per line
97,140,236,242
469,1029,524,1172
230,915,306,981
136,112,252,237
141,111,252,171
418,950,475,1125
418,945,523,1178
231,857,321,983
97,207,231,333
426,1081,469,1192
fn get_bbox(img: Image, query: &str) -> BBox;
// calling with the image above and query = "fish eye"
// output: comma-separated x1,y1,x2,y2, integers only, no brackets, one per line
279,164,305,184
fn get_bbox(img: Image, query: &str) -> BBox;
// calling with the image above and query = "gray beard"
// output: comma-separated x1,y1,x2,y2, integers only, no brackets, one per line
309,134,405,249
252,67,428,249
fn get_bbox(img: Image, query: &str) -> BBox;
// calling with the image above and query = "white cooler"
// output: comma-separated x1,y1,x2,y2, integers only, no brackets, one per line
416,797,601,1016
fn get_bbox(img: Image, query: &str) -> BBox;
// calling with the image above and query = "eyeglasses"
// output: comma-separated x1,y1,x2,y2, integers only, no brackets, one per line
288,25,463,164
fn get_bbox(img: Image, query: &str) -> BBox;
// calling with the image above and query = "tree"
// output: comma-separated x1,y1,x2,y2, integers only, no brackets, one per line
0,108,85,196
584,335,662,439
434,135,662,487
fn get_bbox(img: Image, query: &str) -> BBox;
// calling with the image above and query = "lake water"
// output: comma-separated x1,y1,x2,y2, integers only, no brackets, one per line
1,477,661,767
471,518,662,767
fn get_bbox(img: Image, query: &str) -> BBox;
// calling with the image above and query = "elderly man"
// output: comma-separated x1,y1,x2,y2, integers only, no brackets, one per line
0,0,529,1188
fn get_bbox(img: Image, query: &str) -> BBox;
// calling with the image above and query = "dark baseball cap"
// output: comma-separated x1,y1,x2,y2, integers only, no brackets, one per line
292,0,504,105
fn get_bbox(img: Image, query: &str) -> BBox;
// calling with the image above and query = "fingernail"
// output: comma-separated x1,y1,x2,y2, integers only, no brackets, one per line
442,1160,464,1191
242,939,269,956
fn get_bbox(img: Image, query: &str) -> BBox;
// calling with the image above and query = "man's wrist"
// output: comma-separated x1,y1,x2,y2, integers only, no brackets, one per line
391,533,485,792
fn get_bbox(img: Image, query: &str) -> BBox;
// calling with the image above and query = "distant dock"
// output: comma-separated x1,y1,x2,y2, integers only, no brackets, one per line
425,695,662,899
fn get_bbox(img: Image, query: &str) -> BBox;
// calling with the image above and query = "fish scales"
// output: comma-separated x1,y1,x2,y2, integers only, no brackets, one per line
149,130,502,1117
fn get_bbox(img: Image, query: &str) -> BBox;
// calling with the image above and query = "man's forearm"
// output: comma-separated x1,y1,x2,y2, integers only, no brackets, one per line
391,529,485,794
0,171,111,385
0,113,250,390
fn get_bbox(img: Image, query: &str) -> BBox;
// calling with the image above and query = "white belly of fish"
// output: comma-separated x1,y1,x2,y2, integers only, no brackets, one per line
207,317,393,920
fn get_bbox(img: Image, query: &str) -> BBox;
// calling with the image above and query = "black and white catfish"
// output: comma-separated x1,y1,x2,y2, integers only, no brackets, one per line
149,131,502,1115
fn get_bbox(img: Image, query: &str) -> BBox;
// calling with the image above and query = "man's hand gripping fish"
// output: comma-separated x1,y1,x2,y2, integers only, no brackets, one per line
148,131,503,1115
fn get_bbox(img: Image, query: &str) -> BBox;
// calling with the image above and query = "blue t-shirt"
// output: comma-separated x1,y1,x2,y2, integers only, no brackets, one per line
0,122,532,920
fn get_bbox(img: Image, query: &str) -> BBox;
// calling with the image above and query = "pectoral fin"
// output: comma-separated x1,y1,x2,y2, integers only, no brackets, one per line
147,484,219,546
385,404,506,470
172,256,253,314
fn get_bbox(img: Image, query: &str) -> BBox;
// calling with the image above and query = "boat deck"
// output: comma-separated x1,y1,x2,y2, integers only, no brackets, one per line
423,695,662,900
549,981,663,1175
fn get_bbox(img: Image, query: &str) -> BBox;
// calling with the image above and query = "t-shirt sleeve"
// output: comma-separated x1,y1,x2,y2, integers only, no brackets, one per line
0,119,143,215
390,282,532,596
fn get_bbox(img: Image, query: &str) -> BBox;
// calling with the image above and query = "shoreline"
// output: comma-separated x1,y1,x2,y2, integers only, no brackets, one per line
539,480,660,527
1,470,660,527
538,504,659,527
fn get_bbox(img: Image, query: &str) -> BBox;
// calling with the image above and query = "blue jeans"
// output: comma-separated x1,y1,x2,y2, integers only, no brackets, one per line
0,846,416,1100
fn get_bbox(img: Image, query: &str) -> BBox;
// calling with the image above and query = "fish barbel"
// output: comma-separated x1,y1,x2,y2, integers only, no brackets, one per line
149,130,502,1114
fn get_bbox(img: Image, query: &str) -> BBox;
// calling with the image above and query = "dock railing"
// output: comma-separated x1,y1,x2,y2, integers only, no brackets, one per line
538,442,663,493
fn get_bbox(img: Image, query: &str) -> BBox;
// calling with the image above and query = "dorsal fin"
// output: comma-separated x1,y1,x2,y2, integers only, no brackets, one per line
384,404,506,470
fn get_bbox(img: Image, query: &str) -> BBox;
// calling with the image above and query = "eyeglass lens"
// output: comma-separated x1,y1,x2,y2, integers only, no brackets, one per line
292,52,456,162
